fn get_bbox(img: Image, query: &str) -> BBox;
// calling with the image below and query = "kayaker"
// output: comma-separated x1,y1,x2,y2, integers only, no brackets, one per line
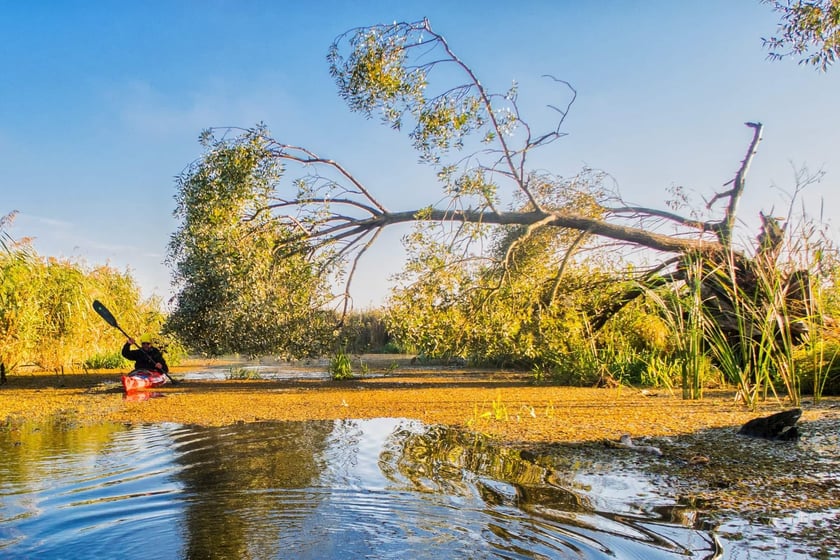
122,333,169,374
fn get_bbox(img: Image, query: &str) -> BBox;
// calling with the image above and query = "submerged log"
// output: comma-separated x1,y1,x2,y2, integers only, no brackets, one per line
737,408,802,440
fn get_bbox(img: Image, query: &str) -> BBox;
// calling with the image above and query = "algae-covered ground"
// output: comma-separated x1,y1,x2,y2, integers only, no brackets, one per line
0,361,799,442
2,356,839,556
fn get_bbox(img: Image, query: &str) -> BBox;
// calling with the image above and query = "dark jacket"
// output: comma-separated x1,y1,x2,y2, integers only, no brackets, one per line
122,342,169,373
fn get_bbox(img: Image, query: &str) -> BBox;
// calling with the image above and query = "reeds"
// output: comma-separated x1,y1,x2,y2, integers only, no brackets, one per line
638,258,707,400
0,246,170,373
640,209,839,407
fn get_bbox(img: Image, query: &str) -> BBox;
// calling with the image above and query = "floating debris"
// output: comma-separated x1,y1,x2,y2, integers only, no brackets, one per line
605,434,663,456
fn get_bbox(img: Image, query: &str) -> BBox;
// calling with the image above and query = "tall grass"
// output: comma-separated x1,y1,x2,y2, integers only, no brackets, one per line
681,259,707,400
699,258,790,407
784,216,840,402
639,258,708,400
0,245,173,373
800,327,839,401
638,251,804,407
644,215,840,408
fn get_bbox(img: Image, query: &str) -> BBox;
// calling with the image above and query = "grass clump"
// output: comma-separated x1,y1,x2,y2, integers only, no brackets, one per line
83,351,128,370
330,351,354,380
226,366,262,380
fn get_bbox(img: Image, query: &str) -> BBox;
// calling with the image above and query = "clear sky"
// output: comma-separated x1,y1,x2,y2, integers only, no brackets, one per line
2,1,838,309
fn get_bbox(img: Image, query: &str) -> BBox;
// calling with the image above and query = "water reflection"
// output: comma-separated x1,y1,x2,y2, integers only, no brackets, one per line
181,357,396,382
0,422,184,558
383,424,719,559
174,422,334,559
1,419,723,559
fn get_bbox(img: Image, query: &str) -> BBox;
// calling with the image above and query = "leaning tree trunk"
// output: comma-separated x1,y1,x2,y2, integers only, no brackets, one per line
184,23,823,400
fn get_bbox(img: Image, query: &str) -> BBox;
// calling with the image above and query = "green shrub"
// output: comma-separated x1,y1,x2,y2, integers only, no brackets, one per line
329,351,354,380
227,366,262,380
83,351,128,370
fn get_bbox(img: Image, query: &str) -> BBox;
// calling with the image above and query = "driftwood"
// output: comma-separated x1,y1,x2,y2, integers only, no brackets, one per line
605,434,663,456
738,408,802,440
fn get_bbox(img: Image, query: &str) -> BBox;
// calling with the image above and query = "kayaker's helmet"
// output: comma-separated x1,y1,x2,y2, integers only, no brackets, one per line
139,333,153,344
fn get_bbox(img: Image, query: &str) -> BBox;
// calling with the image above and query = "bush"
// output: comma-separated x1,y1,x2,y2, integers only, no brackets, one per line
83,351,129,370
329,351,354,380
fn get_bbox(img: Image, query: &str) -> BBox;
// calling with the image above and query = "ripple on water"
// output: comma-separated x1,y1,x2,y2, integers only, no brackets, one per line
2,418,819,559
0,423,186,558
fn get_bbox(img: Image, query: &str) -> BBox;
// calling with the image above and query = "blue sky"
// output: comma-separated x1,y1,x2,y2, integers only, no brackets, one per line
2,1,838,308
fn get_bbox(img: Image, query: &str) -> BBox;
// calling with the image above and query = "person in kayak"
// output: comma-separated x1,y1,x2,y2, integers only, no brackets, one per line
122,333,169,374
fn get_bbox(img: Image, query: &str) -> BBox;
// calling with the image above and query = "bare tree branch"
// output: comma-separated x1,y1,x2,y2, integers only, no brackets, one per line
708,121,764,247
250,121,765,285
606,205,715,233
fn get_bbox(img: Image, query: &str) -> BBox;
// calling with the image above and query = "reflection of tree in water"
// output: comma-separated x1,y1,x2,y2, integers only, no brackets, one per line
174,421,334,560
0,422,125,486
381,426,722,559
380,425,592,512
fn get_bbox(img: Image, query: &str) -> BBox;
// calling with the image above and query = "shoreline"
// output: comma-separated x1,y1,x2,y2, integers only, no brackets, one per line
3,366,840,524
1,366,834,446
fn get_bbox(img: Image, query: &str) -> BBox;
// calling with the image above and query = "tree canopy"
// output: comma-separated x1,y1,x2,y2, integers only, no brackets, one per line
200,19,774,291
166,128,335,358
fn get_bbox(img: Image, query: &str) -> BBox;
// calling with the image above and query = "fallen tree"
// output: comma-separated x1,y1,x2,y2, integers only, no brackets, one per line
174,19,837,402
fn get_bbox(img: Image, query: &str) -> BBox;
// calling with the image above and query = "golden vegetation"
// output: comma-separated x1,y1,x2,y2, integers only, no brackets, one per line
2,366,834,446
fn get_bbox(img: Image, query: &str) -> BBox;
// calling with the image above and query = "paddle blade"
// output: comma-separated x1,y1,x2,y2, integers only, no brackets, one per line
92,299,119,328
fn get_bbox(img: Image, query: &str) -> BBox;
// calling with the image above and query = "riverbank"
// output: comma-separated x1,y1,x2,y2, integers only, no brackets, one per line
1,358,835,445
3,360,838,556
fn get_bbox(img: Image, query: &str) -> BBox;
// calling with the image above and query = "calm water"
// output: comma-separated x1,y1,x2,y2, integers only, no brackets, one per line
0,417,824,559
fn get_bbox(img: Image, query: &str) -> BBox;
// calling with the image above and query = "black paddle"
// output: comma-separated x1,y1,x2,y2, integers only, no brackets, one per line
92,300,177,384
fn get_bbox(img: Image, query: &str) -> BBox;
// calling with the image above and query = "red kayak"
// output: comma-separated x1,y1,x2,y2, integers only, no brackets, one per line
121,369,169,393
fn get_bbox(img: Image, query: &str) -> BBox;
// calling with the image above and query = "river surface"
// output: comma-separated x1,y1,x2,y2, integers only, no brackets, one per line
1,414,835,559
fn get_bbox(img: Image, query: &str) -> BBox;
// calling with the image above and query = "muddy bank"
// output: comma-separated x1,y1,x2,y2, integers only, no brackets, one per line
1,358,837,445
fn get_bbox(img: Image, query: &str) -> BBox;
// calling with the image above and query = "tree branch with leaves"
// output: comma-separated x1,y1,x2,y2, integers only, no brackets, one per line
171,19,832,382
218,20,767,290
762,0,840,71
